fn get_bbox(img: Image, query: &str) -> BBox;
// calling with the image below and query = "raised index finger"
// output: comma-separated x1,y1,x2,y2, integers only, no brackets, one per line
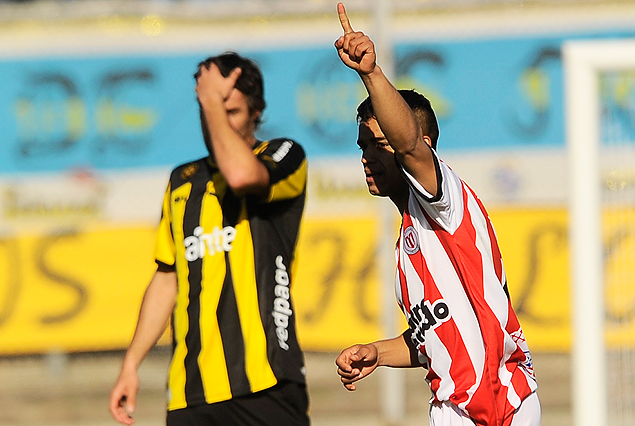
337,2,353,34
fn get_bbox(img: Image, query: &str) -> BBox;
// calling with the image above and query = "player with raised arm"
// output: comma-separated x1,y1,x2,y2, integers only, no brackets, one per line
109,52,309,426
334,3,541,425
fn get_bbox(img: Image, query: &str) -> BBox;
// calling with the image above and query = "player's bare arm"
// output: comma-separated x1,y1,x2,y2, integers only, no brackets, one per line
109,269,177,425
195,63,270,197
336,332,422,391
335,2,438,196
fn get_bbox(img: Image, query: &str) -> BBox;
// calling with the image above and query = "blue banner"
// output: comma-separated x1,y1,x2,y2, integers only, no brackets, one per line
1,29,635,174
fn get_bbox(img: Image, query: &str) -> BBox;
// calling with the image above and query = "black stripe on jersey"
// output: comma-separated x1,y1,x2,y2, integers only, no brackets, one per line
182,174,206,405
217,256,250,395
217,189,250,395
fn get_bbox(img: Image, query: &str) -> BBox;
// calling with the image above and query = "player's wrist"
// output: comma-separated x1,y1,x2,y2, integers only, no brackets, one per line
121,354,142,373
198,91,225,109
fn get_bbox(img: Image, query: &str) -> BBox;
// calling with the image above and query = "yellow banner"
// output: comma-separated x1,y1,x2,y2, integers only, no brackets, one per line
0,227,160,354
293,217,401,351
294,208,635,352
1,208,634,354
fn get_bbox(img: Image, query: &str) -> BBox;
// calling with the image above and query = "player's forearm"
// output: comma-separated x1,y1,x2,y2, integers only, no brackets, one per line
202,102,269,195
360,66,421,155
373,332,421,368
123,271,177,371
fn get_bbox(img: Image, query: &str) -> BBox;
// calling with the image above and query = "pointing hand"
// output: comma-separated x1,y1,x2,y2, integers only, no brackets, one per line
334,2,377,75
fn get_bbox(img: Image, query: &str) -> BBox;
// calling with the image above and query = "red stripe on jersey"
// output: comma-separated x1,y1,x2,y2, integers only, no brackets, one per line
397,252,410,313
427,368,442,399
510,364,533,402
505,284,533,375
503,408,515,426
506,300,521,332
505,302,527,361
498,360,534,426
419,186,508,425
466,185,505,285
412,244,477,408
400,208,431,314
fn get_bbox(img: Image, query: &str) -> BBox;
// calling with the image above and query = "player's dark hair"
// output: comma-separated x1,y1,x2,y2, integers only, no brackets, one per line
356,89,439,150
195,52,266,127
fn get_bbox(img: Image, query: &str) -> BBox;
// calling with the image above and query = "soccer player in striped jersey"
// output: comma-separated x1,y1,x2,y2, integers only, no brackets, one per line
334,3,540,425
109,52,310,426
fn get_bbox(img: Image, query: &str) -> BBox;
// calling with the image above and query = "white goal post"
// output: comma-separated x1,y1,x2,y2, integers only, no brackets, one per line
564,38,635,426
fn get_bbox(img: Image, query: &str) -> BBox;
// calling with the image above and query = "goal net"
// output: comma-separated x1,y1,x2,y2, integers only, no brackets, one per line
564,39,635,426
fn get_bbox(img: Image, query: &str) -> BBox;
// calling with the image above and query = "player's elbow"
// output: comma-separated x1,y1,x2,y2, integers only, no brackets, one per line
225,171,269,197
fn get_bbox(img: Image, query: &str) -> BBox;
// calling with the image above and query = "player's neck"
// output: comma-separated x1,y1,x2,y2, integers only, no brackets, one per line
389,189,408,216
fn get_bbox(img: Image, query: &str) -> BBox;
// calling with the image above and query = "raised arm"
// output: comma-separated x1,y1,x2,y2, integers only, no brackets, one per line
195,63,270,197
335,2,438,196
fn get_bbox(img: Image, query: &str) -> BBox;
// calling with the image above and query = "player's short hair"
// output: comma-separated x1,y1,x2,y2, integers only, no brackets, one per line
195,52,266,127
356,89,439,150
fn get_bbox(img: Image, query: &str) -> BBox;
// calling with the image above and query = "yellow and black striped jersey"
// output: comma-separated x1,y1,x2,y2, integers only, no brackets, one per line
154,138,308,411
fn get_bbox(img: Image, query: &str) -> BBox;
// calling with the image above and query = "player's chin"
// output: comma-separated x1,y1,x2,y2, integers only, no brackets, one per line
366,183,380,196
368,186,390,198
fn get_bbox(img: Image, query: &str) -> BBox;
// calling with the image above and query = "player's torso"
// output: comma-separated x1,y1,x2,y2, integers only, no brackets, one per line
395,171,536,420
166,159,307,410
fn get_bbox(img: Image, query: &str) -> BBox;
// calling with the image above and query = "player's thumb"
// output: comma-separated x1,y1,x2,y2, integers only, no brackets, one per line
356,345,372,360
125,394,136,416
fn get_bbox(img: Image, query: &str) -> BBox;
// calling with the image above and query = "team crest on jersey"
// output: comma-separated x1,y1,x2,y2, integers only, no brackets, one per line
403,225,420,255
180,163,199,180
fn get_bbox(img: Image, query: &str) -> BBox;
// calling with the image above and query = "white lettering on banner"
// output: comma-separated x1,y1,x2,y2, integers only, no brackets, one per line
272,140,293,163
183,225,236,261
272,255,291,350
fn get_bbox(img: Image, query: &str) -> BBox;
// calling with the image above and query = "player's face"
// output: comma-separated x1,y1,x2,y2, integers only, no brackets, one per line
357,118,404,197
225,88,261,145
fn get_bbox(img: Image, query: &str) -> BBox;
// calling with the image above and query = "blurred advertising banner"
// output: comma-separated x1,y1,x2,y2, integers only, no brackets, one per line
1,158,634,354
1,23,635,354
3,30,635,172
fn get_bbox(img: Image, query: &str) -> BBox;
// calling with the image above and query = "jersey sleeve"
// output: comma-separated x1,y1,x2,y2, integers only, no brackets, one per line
153,180,176,266
255,138,307,203
399,149,464,234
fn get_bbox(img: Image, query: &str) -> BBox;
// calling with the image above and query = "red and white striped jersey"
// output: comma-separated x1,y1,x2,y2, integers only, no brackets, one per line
395,152,538,425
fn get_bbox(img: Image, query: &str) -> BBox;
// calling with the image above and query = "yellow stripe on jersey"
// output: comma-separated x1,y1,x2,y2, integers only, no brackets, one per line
229,200,277,392
198,180,233,403
167,182,192,410
252,141,269,156
268,159,308,202
154,182,176,266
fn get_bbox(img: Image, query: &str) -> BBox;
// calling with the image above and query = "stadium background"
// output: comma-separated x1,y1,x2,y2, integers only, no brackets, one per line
0,0,634,425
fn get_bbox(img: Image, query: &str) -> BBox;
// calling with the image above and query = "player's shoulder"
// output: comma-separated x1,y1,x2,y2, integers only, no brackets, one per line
256,137,306,159
255,138,306,173
169,156,209,187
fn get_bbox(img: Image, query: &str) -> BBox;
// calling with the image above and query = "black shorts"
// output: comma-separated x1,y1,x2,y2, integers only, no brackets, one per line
166,381,310,426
